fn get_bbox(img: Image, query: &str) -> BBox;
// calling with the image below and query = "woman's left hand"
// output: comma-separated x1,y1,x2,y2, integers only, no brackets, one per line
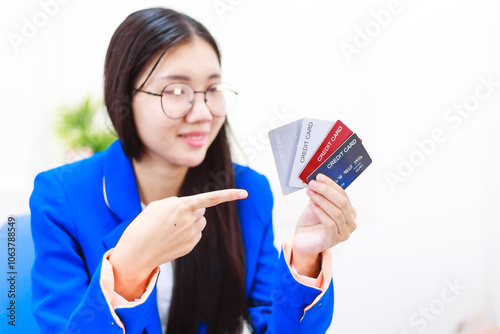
292,173,357,276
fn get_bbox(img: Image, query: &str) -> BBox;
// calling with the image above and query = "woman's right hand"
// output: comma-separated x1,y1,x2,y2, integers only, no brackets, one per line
108,188,248,300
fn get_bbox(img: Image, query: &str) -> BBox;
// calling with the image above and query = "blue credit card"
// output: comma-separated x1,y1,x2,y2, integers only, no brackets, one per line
306,133,372,189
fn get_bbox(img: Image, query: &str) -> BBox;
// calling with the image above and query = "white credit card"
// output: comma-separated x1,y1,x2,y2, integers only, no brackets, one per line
268,119,303,195
288,118,334,188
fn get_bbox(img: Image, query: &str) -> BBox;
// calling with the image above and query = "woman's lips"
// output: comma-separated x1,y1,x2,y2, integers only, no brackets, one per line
179,132,208,147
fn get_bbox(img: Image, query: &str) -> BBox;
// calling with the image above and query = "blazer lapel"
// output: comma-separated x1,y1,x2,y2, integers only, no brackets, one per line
101,140,142,249
99,140,162,333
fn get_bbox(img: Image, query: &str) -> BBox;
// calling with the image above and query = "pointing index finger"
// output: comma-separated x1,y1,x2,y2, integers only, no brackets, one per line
186,189,248,210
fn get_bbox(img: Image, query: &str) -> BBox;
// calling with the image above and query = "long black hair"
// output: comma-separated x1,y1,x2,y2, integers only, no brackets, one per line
104,8,247,333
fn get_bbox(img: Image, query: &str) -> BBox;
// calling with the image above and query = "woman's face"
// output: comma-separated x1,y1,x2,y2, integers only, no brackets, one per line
132,36,225,168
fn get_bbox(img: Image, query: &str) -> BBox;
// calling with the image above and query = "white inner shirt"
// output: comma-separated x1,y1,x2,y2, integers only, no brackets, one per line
157,261,173,333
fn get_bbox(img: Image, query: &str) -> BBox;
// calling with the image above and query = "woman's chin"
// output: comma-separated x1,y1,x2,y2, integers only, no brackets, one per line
178,154,206,168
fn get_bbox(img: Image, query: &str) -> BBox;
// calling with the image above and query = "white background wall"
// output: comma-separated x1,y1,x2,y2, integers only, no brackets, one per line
1,0,499,333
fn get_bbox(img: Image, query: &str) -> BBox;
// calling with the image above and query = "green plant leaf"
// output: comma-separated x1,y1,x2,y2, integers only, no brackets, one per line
56,96,117,154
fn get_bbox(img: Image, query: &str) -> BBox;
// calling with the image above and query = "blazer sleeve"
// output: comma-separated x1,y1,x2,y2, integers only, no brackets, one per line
245,173,335,334
30,171,158,334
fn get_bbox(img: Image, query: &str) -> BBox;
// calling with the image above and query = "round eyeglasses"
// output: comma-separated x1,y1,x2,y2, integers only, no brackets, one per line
135,82,238,119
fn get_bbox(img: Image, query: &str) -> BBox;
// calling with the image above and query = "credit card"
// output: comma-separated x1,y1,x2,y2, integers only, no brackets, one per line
298,120,353,184
306,133,372,189
288,118,334,188
268,119,304,195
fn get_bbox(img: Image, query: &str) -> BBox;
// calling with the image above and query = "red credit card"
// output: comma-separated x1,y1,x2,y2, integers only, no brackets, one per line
298,120,353,184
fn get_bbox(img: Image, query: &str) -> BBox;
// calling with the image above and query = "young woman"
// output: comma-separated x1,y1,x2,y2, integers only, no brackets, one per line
30,7,357,334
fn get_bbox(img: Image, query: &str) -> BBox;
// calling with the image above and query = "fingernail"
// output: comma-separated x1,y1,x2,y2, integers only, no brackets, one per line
317,174,327,182
309,200,317,208
238,190,248,199
309,180,318,189
306,188,316,197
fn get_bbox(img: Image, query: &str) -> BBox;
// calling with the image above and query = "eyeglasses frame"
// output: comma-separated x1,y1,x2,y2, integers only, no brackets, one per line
134,82,238,119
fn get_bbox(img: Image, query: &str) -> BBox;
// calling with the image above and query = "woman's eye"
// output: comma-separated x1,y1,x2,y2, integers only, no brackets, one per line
165,88,184,96
208,85,223,93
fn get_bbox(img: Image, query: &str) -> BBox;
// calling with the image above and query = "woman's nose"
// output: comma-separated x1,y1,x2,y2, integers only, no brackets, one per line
185,92,213,122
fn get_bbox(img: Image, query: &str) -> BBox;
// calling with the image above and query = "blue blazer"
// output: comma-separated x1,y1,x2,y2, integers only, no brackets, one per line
30,140,334,334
